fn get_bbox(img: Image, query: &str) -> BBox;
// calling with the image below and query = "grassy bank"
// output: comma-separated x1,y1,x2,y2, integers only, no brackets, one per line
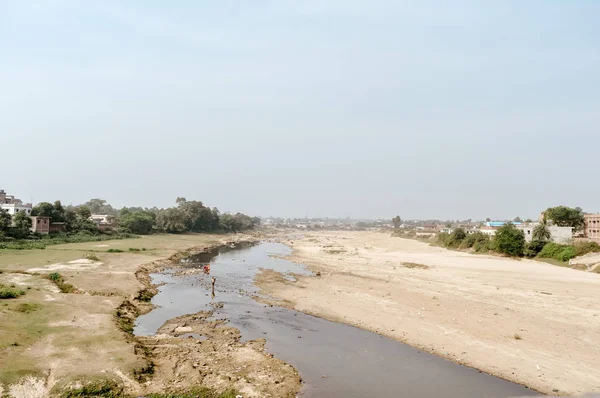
0,233,280,397
0,232,136,250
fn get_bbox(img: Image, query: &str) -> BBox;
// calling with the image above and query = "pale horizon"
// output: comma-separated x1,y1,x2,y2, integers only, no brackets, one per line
2,1,598,220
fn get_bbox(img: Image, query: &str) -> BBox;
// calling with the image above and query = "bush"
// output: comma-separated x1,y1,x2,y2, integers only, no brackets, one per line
538,242,564,259
107,249,124,253
446,228,467,248
436,232,450,246
524,240,547,258
494,224,525,257
128,248,140,252
45,273,76,293
0,284,26,299
84,253,100,261
49,272,62,282
460,232,489,249
538,242,578,262
573,241,600,257
16,303,41,313
557,246,576,262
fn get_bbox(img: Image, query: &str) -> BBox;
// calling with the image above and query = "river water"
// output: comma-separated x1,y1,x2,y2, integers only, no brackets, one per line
135,242,539,398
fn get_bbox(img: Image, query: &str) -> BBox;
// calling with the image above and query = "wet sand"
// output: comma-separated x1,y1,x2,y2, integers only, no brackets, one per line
256,231,600,396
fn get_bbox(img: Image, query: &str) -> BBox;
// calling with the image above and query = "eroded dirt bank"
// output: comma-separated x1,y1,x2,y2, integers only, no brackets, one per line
256,231,600,396
0,233,300,397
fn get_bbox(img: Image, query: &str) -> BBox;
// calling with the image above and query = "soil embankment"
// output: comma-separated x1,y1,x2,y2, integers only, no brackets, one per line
256,231,600,396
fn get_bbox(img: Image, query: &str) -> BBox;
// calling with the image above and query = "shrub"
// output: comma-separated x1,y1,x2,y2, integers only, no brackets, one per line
524,240,546,258
460,232,489,249
0,284,26,299
538,242,564,259
573,241,600,257
62,379,123,398
84,253,100,261
45,273,76,293
494,224,525,257
16,302,41,313
557,246,576,262
436,232,450,246
128,248,140,252
107,249,124,253
136,289,154,302
538,242,578,262
446,228,467,248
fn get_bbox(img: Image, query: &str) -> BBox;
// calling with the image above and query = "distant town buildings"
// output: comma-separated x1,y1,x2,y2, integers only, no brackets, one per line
0,189,32,216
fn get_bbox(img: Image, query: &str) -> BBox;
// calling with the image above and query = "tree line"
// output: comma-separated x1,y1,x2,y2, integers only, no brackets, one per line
0,197,259,240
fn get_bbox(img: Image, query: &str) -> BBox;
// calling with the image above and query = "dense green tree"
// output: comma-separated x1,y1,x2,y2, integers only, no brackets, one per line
178,200,206,231
52,200,66,222
76,206,92,220
155,208,189,233
12,211,32,239
0,209,12,235
446,228,467,248
494,223,525,257
31,202,54,217
83,199,117,215
69,206,98,233
119,211,155,234
544,206,584,229
392,216,401,230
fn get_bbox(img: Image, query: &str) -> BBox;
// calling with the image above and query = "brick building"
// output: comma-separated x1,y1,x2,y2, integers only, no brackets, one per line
30,216,51,234
584,214,600,242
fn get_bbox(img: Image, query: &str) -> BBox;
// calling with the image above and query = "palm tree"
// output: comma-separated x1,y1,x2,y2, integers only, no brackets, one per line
532,222,552,242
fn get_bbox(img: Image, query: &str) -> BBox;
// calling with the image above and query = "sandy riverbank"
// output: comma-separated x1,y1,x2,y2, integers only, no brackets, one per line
256,231,600,396
0,233,300,397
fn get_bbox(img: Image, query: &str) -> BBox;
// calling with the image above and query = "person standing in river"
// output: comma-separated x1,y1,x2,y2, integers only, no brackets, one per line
211,276,216,299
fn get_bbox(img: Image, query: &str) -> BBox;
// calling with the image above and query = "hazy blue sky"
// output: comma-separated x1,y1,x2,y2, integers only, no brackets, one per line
1,1,598,220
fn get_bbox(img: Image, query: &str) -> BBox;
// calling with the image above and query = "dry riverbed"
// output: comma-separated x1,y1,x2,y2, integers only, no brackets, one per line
256,231,600,396
0,233,299,397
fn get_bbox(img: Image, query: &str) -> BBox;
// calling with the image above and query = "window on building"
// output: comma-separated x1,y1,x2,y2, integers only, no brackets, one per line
37,219,40,224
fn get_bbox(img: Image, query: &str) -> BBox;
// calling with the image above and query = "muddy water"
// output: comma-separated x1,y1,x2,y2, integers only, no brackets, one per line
135,242,539,398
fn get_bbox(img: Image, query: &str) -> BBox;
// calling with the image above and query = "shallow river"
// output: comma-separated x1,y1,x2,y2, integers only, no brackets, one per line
135,242,539,398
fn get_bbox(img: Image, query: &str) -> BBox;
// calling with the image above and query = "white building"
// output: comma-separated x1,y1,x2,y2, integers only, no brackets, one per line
518,224,572,244
0,189,32,216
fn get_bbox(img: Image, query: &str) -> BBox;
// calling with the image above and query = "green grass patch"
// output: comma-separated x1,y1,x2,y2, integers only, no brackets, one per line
15,302,41,313
84,253,100,261
128,247,140,252
0,284,26,299
146,388,240,398
61,379,123,398
0,233,136,250
135,289,154,302
45,273,76,293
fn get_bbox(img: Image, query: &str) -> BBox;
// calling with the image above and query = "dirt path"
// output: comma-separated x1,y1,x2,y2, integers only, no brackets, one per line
256,231,600,396
0,233,300,397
